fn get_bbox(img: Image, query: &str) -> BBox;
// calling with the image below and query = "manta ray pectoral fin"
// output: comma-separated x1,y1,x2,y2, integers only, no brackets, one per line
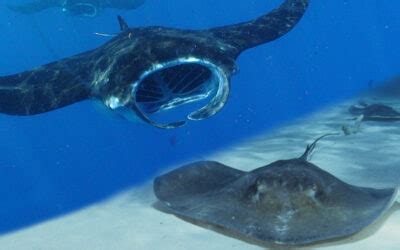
210,0,309,54
7,0,59,14
0,58,91,115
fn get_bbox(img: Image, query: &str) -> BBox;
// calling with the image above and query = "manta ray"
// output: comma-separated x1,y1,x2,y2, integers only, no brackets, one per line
0,0,309,128
7,0,145,17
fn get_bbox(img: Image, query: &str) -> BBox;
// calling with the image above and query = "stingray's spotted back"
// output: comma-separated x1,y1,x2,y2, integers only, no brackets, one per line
154,159,397,245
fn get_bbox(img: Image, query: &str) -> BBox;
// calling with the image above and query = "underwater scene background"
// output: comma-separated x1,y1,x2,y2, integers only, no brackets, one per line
0,0,399,239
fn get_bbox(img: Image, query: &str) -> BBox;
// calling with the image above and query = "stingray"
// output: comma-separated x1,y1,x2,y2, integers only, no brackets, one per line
349,102,400,122
0,0,309,129
6,0,145,17
154,135,399,246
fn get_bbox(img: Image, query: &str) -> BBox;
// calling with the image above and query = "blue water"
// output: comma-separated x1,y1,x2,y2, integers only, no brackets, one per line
0,0,399,235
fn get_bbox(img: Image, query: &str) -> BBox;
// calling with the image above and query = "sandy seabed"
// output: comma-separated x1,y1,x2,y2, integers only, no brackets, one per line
1,95,399,250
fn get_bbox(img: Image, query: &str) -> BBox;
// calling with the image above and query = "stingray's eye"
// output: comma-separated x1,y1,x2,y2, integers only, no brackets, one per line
66,3,98,17
129,57,230,129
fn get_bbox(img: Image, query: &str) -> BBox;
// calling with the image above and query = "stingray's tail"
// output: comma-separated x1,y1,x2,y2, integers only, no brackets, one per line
210,0,309,55
6,0,58,14
300,133,340,161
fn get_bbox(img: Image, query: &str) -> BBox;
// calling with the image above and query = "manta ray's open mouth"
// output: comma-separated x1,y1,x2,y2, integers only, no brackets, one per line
129,57,230,129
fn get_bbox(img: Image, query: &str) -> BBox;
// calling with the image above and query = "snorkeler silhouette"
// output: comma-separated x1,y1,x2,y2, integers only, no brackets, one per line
7,0,145,17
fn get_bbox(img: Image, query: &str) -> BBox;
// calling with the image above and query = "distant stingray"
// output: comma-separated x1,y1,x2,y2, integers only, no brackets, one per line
349,102,400,122
154,135,399,246
7,0,145,17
